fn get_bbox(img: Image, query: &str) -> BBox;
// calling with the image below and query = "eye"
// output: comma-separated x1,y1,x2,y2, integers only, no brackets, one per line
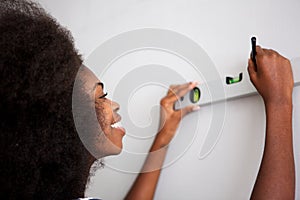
97,82,104,88
99,93,108,99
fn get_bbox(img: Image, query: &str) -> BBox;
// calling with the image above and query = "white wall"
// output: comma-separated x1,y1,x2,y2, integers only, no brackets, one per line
37,0,300,199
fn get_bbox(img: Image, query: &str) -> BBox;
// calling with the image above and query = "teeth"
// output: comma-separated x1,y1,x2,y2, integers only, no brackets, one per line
111,121,122,128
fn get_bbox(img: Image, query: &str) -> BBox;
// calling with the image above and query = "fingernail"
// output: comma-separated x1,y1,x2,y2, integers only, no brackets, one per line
192,106,200,111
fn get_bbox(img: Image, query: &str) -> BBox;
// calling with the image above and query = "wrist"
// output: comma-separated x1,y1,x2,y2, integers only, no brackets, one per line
151,129,174,150
264,100,293,111
264,94,293,109
265,101,293,124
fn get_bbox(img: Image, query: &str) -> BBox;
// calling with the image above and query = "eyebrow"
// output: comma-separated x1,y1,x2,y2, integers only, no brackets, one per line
92,82,104,91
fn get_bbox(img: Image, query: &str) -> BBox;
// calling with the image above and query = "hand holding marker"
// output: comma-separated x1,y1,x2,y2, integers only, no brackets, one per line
175,37,261,110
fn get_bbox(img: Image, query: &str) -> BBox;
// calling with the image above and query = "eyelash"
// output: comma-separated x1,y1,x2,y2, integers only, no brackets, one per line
99,93,108,99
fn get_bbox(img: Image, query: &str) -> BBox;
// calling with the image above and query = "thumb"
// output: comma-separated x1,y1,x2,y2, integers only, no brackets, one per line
181,105,200,118
247,58,257,84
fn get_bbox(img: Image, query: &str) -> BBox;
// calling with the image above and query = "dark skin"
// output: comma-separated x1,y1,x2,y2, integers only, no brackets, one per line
248,46,295,199
1,1,295,198
124,47,296,199
86,73,200,199
125,82,200,200
88,46,295,199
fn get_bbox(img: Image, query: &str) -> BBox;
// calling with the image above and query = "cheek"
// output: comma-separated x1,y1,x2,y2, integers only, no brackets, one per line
95,103,112,134
94,101,124,156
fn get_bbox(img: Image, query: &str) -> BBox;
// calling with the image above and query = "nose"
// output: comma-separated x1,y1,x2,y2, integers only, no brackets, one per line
111,100,120,112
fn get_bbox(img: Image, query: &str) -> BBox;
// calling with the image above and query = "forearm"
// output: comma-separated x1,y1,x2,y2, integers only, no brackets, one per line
251,103,295,199
125,82,198,200
125,133,168,200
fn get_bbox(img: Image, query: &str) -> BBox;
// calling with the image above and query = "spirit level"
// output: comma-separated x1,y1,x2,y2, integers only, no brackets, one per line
197,57,300,107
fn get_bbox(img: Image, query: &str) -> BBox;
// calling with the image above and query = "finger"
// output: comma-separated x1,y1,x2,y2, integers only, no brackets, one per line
167,83,188,96
247,59,257,83
167,84,179,96
177,81,199,97
168,82,196,95
175,82,196,92
180,105,200,117
169,84,179,91
168,81,199,103
247,58,256,73
175,81,199,98
256,45,264,55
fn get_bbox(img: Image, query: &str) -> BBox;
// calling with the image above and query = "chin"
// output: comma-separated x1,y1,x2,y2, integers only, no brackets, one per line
104,144,123,157
111,148,123,155
100,126,125,157
104,136,124,156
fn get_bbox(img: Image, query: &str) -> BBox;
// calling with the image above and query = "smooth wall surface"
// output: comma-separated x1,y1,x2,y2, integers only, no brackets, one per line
37,0,300,199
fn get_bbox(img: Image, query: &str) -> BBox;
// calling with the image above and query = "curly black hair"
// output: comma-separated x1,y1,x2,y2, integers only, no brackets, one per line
0,0,94,199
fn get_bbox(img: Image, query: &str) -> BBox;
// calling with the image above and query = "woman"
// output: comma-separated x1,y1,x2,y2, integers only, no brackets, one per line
0,0,295,199
0,0,199,199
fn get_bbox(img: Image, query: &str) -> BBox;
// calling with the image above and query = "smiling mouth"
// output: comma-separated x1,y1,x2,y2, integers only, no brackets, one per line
111,121,126,135
111,121,122,128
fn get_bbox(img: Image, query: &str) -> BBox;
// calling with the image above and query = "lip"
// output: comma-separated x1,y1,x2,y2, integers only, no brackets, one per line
111,113,125,136
112,113,122,124
112,126,126,136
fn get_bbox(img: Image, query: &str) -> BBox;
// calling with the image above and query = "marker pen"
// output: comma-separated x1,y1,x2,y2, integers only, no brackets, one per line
251,37,257,68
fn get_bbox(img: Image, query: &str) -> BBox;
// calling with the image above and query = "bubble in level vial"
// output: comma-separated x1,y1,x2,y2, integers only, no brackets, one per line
226,73,243,85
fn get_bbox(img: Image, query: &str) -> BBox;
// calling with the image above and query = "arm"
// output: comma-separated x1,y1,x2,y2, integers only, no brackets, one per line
248,47,295,199
125,82,200,200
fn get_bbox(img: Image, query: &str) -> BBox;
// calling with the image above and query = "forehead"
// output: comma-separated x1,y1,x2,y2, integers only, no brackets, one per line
75,65,106,102
79,65,101,91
